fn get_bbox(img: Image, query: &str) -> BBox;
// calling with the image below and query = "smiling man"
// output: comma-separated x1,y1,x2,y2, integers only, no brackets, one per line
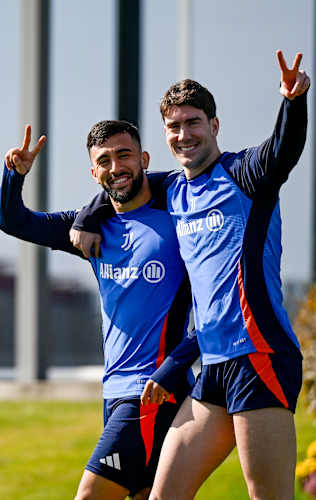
89,124,149,208
162,91,219,178
0,120,198,500
71,50,310,499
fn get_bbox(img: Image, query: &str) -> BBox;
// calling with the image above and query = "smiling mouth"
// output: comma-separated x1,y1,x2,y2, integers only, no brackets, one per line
176,144,198,153
110,175,131,188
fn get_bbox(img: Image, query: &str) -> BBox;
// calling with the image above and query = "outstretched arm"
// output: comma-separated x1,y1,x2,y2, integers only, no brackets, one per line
1,126,82,255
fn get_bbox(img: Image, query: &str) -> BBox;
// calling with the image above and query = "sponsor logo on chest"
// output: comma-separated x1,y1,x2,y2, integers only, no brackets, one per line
99,260,165,284
176,209,225,237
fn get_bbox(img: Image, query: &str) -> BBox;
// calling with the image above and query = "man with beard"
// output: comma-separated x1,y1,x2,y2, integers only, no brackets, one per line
0,120,198,500
70,50,310,499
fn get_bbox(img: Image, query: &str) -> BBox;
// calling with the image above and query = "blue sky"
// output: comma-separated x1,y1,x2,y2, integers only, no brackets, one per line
0,0,313,290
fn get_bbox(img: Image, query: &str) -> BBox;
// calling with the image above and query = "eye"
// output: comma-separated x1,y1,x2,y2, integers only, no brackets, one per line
97,158,110,168
168,123,180,131
189,119,200,126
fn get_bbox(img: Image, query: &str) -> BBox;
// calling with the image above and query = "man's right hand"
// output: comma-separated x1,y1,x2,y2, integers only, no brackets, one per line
69,228,101,258
141,379,171,406
5,124,46,175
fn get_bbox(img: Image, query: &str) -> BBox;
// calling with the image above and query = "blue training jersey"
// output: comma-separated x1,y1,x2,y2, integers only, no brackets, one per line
0,165,198,399
89,203,194,398
73,93,308,366
166,94,307,364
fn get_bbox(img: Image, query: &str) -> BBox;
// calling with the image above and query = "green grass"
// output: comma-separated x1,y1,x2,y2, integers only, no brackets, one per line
0,397,315,499
0,401,101,499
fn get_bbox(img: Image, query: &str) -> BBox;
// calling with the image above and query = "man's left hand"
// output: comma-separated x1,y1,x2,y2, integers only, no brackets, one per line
277,50,310,100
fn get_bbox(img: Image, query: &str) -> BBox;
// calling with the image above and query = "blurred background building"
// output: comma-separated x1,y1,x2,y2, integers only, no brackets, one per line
0,0,313,379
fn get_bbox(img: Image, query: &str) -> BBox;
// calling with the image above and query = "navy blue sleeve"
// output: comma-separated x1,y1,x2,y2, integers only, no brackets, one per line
223,92,308,197
72,170,181,233
71,190,113,233
0,163,83,257
150,330,199,393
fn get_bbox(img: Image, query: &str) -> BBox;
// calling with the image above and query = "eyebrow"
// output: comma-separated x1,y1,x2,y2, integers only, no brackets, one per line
166,116,202,127
96,148,132,164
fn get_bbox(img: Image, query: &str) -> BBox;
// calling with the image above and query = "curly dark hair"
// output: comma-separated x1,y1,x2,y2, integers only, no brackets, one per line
160,79,216,121
86,120,141,154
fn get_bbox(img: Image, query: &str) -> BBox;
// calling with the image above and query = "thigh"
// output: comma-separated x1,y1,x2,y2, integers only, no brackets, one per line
150,396,236,500
234,407,296,500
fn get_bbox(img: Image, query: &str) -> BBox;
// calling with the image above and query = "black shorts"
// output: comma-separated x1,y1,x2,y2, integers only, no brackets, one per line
86,397,179,496
191,350,302,414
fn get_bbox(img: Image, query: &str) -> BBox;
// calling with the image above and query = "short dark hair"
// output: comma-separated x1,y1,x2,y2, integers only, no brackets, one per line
86,120,141,153
160,79,216,120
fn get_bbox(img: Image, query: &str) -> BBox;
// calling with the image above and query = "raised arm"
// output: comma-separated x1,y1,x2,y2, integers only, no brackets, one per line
225,51,310,197
0,126,82,255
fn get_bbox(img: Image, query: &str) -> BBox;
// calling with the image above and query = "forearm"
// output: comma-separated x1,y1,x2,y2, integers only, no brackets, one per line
71,170,180,233
260,92,308,180
150,331,200,393
234,92,308,196
72,191,109,233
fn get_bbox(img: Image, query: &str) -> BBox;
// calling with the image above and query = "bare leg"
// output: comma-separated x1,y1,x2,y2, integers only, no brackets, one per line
234,408,296,500
74,469,129,500
149,396,236,500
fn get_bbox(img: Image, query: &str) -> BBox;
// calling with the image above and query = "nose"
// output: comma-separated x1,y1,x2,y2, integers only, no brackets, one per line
109,158,122,174
178,126,190,142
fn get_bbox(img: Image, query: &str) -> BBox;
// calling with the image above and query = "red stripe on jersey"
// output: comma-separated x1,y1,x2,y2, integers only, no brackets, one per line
156,313,169,368
248,352,289,408
140,403,159,465
238,261,274,353
155,312,177,405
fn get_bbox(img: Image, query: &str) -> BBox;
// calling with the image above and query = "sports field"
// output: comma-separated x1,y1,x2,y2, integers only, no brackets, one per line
0,397,314,499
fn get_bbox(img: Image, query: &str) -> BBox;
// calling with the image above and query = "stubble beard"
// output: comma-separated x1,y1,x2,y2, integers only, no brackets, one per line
104,167,144,203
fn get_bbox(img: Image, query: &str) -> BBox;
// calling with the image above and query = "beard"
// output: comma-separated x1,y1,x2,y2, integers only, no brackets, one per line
104,167,144,204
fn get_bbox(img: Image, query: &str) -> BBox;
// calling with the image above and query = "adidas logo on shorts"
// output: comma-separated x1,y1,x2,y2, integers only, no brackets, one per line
100,453,121,470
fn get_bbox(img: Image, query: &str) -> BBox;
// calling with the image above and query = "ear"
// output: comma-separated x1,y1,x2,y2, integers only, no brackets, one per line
210,117,219,137
91,166,99,184
141,151,150,171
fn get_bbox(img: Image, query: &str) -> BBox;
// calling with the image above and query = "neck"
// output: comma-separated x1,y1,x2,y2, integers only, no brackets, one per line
184,149,222,180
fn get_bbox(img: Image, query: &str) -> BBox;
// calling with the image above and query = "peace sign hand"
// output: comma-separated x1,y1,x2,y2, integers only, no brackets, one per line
277,50,310,100
5,124,46,175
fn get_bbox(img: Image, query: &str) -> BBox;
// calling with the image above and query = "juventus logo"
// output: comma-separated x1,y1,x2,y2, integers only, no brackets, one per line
121,232,134,251
190,198,196,212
